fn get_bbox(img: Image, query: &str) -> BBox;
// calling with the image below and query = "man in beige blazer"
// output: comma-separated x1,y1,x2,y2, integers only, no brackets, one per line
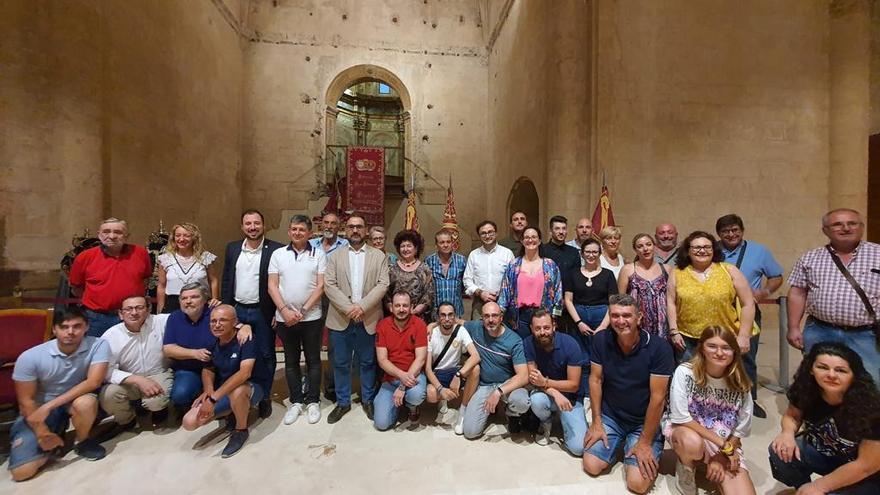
324,213,390,423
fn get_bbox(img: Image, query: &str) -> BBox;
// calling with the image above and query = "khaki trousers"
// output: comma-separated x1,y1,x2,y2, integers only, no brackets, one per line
99,369,173,424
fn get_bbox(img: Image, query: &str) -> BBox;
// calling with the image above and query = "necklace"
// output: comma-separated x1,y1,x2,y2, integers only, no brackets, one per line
582,267,600,287
400,259,418,269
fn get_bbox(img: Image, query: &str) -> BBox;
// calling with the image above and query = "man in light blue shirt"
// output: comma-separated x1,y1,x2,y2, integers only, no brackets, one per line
716,213,784,418
9,307,111,481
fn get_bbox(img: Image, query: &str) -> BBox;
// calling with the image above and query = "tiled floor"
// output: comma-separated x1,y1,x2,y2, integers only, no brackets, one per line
0,326,801,494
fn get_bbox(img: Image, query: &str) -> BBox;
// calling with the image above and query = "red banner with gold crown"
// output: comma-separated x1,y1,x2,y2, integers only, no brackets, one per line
346,147,385,225
591,185,616,233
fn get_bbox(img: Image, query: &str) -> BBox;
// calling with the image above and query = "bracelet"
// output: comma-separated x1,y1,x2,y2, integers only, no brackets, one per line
207,395,217,404
575,320,583,326
720,440,735,456
437,386,444,394
495,385,504,396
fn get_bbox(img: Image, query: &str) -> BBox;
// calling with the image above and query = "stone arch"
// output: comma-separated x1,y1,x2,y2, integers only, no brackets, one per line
506,177,540,234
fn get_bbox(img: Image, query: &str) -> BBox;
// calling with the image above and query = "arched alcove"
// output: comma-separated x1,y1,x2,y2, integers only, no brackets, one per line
506,177,540,234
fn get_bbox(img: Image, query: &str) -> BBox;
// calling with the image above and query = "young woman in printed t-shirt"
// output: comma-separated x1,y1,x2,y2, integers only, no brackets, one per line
664,325,756,495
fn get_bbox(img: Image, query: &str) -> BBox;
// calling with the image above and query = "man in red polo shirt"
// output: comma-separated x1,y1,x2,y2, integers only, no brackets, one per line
373,291,428,431
69,218,153,337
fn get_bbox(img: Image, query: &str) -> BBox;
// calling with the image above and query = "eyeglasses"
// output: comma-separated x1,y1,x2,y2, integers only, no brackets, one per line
719,227,741,235
582,251,600,256
689,245,713,253
826,221,862,231
120,305,147,313
705,343,734,354
478,231,496,237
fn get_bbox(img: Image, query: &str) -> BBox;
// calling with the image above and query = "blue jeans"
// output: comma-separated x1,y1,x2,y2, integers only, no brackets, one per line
803,318,880,386
84,309,121,337
234,304,276,396
574,304,607,396
769,437,880,494
530,391,587,456
373,375,427,431
514,307,537,339
585,412,664,467
170,369,203,408
330,322,377,407
8,406,70,470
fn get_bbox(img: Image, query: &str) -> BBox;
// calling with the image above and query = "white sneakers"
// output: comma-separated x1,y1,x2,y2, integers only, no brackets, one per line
438,399,448,414
306,403,321,424
536,421,552,446
284,403,304,425
454,404,467,435
675,459,697,495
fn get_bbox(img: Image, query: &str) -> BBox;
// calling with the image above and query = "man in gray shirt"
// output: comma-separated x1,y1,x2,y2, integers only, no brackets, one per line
9,307,111,481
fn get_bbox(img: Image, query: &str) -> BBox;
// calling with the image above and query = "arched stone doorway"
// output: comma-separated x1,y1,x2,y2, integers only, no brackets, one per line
506,177,540,234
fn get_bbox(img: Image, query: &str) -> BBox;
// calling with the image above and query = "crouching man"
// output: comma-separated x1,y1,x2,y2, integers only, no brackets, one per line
182,305,266,458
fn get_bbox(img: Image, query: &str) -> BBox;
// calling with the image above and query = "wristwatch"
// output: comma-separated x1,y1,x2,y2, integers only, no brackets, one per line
455,371,462,378
207,395,218,404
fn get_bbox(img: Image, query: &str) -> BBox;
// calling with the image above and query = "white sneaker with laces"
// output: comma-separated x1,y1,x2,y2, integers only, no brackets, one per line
454,404,467,435
536,421,552,446
306,403,321,424
675,459,697,495
438,399,448,414
283,403,304,425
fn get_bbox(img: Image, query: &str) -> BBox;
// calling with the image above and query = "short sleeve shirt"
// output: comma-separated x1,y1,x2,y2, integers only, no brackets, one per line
464,320,526,385
68,244,153,311
268,244,326,322
523,332,587,400
157,251,217,296
13,337,111,404
163,307,215,371
591,329,674,428
722,240,784,290
209,336,256,386
375,316,428,382
796,396,880,461
564,268,619,305
428,325,472,370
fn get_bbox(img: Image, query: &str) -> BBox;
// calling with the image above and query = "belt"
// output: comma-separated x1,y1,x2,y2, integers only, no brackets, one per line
809,317,874,332
235,302,261,309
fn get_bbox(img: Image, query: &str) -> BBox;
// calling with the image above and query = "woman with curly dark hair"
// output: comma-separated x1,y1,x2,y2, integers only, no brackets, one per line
666,231,755,361
384,230,435,320
769,342,880,494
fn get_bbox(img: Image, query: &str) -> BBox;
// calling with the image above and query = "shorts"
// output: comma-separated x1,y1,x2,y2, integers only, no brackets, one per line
662,422,749,471
212,382,265,416
434,367,462,388
585,412,664,467
8,406,71,470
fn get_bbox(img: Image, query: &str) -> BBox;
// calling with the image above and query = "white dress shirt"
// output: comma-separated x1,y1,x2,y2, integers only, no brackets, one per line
101,314,170,385
234,239,263,304
348,244,367,303
463,243,515,296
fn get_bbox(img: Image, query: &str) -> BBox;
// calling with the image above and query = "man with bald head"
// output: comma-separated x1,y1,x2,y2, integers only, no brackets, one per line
461,301,530,439
653,223,679,265
567,217,595,251
182,304,267,458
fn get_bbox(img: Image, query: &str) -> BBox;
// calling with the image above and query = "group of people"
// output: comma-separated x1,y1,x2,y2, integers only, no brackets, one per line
9,208,880,495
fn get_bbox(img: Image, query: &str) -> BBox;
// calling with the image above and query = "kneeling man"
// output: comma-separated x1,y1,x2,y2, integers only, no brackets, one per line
182,305,265,458
9,308,110,481
373,292,428,430
524,309,588,455
583,294,674,494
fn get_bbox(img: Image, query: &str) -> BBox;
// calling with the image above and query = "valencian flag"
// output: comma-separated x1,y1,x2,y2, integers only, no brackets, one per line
591,184,616,233
440,174,461,250
404,189,420,232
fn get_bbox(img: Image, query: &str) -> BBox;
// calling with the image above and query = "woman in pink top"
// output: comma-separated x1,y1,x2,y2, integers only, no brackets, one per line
498,227,563,338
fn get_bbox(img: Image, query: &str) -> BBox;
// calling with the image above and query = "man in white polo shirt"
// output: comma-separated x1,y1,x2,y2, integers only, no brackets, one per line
268,214,326,426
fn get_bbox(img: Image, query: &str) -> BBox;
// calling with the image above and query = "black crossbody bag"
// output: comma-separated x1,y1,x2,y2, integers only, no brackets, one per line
432,325,460,369
825,245,880,344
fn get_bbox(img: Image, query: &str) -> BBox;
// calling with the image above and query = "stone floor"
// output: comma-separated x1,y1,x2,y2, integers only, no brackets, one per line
0,323,801,495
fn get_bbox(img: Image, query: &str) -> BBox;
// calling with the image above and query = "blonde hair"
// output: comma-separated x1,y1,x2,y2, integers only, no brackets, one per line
690,326,751,393
599,226,621,239
165,222,206,259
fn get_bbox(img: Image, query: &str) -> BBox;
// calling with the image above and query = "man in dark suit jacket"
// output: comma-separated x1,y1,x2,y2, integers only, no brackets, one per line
221,209,284,418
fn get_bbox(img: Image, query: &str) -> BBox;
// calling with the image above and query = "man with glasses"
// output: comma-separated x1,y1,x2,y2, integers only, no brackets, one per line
324,214,390,423
715,214,784,417
99,295,173,430
788,208,880,385
463,220,514,320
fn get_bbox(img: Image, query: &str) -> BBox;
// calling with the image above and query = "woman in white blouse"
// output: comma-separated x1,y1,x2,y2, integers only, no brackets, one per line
156,222,220,313
598,226,626,279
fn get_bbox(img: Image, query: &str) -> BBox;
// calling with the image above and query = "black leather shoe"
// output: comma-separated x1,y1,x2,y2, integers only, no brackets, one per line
327,405,351,424
753,402,767,419
258,399,272,419
363,403,374,421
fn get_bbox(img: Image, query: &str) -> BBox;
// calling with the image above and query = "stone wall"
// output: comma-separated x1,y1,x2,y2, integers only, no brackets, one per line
1,0,244,292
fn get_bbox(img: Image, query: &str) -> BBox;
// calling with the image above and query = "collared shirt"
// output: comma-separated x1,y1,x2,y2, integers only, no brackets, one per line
591,328,674,429
102,314,171,385
13,337,111,404
540,242,581,275
463,243,514,296
375,315,428,382
523,332,587,400
68,244,153,311
722,240,784,290
309,236,349,256
424,251,467,317
210,335,257,386
268,244,326,322
234,238,263,304
464,320,526,385
163,306,215,371
348,243,367,303
789,241,880,327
